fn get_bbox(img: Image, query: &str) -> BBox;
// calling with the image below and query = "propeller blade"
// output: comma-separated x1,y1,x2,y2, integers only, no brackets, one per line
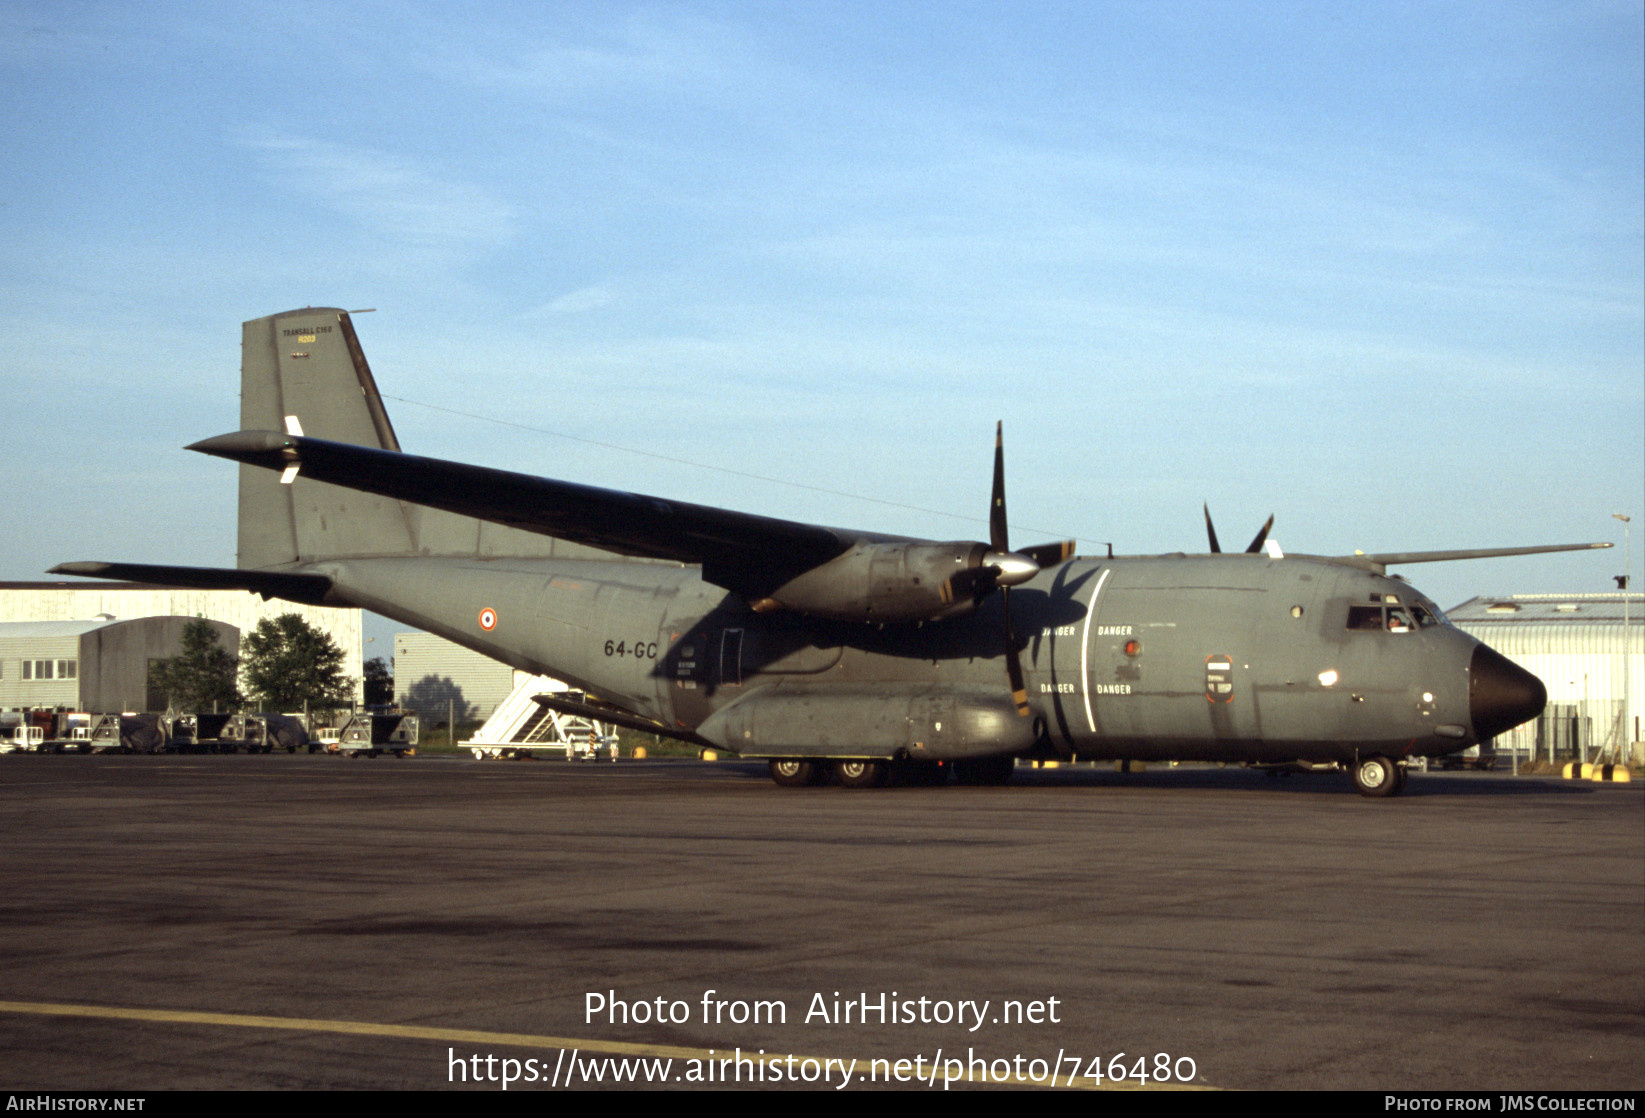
991,424,1030,716
1002,586,1030,716
990,421,1009,553
1245,514,1275,555
1204,503,1222,553
1020,540,1076,568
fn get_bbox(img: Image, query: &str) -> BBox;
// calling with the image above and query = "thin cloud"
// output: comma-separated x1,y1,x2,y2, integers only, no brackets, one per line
421,10,763,101
531,284,617,315
237,130,515,252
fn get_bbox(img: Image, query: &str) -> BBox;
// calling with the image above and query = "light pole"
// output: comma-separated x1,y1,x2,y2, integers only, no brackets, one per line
1615,513,1632,765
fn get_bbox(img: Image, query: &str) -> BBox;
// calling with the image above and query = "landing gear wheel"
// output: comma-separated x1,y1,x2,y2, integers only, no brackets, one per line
952,756,1015,786
833,759,888,789
1352,755,1401,798
768,759,818,788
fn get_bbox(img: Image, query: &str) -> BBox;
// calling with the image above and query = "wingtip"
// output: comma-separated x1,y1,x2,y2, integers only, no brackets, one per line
48,562,108,578
185,430,292,460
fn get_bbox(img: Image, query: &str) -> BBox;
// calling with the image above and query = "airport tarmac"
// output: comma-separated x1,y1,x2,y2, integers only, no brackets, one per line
0,755,1639,1092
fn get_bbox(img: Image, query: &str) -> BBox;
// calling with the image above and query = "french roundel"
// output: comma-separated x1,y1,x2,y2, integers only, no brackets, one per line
478,608,497,631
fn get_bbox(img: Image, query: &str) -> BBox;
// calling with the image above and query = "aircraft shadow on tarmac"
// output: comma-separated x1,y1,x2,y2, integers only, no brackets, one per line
705,761,1618,797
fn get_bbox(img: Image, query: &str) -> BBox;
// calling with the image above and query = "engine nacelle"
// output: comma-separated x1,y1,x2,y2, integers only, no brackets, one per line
752,541,993,623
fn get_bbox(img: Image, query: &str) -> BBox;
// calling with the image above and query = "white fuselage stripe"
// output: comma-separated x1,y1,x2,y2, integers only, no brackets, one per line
1080,567,1112,734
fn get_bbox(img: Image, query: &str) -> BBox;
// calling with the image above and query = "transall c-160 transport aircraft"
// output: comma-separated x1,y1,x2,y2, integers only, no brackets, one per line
55,309,1607,796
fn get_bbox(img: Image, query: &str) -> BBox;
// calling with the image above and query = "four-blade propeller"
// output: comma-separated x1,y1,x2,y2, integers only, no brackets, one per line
1204,503,1273,555
956,423,1075,718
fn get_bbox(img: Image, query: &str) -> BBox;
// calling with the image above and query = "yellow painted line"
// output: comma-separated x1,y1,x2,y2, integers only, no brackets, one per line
0,999,1207,1089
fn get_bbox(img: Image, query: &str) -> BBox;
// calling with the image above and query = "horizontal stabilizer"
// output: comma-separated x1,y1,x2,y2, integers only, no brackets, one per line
49,561,336,605
188,430,854,599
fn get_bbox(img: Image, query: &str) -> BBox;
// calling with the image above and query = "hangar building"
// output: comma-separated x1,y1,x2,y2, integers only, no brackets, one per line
0,581,363,704
1449,592,1643,763
0,617,239,712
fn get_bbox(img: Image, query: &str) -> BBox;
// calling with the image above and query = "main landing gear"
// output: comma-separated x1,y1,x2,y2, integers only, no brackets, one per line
833,759,889,789
1351,755,1407,798
767,758,831,787
765,757,889,788
768,756,1015,788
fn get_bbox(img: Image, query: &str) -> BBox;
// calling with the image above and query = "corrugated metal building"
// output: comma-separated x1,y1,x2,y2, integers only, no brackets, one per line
0,617,239,712
0,581,362,702
1448,592,1643,762
393,633,518,720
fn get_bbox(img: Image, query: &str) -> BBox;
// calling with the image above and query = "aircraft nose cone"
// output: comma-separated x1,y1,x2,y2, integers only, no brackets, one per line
1469,642,1546,742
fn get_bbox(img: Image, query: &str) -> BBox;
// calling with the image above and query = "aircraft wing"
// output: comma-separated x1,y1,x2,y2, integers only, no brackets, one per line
1329,542,1611,574
187,430,861,598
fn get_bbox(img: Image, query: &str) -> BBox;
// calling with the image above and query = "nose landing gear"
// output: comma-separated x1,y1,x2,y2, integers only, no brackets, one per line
1351,754,1406,797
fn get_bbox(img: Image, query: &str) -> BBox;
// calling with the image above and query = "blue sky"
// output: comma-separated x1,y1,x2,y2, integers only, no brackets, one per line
4,2,1641,649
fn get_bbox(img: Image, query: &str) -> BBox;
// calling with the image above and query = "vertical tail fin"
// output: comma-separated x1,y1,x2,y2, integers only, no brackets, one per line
238,308,416,567
237,308,580,568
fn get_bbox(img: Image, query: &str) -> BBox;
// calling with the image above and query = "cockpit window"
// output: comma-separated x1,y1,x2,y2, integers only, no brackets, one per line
1348,605,1385,630
1411,595,1447,627
1347,595,1440,632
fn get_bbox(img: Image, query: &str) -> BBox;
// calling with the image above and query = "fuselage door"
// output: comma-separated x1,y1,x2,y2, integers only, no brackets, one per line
719,628,744,688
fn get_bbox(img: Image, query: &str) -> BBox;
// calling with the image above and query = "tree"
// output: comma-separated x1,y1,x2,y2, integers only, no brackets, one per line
403,674,475,723
150,618,241,712
240,613,353,711
363,657,395,706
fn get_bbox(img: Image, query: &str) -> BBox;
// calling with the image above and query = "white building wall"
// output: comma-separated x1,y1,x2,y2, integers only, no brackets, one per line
393,633,517,719
0,633,83,709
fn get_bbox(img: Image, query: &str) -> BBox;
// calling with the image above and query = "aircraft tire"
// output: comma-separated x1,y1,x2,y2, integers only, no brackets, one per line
768,759,818,788
1352,755,1400,798
952,756,1015,786
834,759,888,789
